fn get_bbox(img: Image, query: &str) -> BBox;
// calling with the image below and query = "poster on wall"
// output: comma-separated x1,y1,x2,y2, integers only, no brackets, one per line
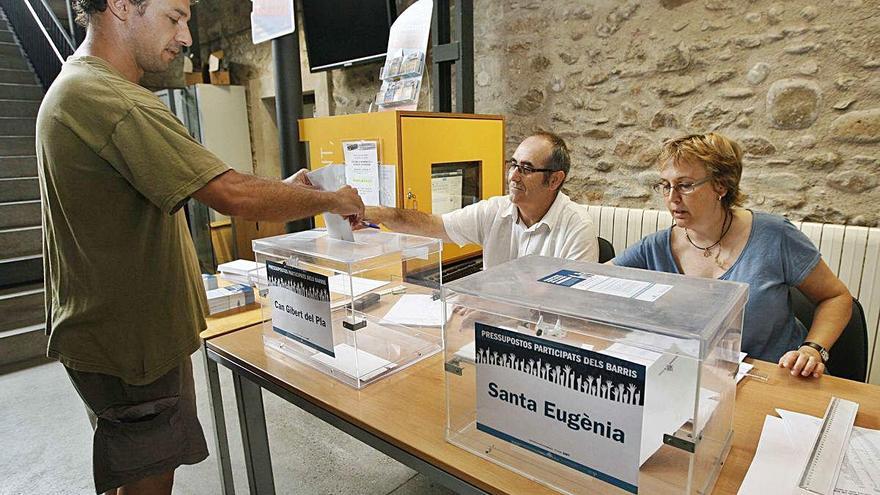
267,260,335,357
475,323,646,494
342,141,381,206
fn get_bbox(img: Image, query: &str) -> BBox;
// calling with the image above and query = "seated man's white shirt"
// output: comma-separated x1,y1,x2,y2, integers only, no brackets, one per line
441,192,599,268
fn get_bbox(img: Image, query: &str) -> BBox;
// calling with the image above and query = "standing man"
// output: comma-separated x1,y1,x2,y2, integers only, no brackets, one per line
36,1,363,493
363,132,599,267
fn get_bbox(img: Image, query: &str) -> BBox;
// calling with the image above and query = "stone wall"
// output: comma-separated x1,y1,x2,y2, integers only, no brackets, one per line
465,0,880,226
194,0,879,225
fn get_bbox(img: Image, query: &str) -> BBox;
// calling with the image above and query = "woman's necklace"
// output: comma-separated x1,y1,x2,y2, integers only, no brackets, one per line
684,210,733,268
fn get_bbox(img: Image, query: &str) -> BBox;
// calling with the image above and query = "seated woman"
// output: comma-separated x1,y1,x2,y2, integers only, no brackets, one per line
613,133,852,379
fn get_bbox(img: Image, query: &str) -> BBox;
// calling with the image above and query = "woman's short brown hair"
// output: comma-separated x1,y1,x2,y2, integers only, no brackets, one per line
658,132,746,209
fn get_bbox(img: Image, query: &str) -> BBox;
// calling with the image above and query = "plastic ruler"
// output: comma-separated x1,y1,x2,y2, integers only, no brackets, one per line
797,396,859,495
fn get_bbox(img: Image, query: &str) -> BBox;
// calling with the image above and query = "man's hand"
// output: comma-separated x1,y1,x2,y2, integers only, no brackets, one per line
283,169,314,188
363,206,385,225
330,185,365,219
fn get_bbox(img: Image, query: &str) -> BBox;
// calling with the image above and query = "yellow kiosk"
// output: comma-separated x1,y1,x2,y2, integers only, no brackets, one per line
299,111,505,280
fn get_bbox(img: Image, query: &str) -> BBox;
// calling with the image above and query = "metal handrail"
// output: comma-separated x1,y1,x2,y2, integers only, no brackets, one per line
35,0,75,51
0,0,77,89
20,0,65,62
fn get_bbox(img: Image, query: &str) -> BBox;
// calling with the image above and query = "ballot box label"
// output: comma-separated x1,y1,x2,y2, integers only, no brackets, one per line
475,323,645,494
539,269,673,302
267,261,334,357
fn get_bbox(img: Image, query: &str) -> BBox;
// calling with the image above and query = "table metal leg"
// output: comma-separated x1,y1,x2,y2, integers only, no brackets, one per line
233,372,275,495
202,344,236,495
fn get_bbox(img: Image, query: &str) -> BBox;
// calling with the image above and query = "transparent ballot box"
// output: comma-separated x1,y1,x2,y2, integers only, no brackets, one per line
441,255,747,495
252,229,444,389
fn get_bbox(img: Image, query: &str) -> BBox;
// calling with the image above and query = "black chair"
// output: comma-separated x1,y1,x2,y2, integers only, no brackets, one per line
598,236,615,264
789,287,868,382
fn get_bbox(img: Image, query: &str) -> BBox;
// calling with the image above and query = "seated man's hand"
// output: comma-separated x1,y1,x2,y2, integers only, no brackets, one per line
362,206,385,225
778,347,825,378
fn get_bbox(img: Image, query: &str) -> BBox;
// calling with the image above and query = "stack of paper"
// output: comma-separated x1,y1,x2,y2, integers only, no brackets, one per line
218,259,261,286
738,408,880,495
310,342,396,381
202,273,218,291
206,284,255,315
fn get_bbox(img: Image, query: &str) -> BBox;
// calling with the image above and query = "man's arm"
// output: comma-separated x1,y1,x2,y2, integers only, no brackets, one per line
363,206,452,242
192,170,363,222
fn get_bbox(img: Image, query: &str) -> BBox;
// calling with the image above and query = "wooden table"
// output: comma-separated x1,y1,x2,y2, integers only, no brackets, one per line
204,323,880,494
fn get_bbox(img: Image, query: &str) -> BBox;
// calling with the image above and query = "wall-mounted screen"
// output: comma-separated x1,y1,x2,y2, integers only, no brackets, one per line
301,0,397,73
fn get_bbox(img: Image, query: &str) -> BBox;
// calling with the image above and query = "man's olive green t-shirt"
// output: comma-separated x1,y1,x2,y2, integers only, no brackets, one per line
36,56,229,385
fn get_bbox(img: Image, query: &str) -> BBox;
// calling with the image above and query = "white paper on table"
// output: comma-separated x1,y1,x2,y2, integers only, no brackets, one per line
776,409,880,495
738,415,807,495
736,362,754,383
379,165,397,207
381,294,451,327
218,259,259,275
307,164,354,242
342,141,381,206
328,275,389,298
310,342,395,381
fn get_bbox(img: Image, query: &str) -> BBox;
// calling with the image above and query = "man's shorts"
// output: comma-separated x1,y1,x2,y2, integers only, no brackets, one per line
65,358,209,494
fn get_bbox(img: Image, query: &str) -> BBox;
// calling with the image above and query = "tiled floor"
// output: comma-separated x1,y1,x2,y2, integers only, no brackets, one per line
0,351,455,495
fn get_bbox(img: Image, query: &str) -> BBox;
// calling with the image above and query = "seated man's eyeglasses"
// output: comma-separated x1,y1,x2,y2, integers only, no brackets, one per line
651,176,712,196
506,158,556,175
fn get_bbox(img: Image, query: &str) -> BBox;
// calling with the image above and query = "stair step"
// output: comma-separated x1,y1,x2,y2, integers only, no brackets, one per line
0,200,40,228
0,177,39,202
0,281,42,297
0,42,20,57
0,156,37,178
0,254,43,288
0,54,28,70
0,83,42,101
0,225,41,258
0,32,13,44
0,323,48,367
0,68,36,85
0,135,35,156
0,285,44,334
0,99,39,118
0,117,35,135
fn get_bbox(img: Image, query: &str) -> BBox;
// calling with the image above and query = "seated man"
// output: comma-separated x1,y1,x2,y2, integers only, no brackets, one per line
363,132,598,267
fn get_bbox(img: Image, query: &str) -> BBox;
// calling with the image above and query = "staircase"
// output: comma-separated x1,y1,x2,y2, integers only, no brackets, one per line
0,8,47,367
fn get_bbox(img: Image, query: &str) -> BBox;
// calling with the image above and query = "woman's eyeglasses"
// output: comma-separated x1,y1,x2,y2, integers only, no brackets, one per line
651,176,712,196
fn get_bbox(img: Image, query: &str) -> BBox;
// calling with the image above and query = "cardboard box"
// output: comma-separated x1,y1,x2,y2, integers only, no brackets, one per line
184,72,204,85
209,70,230,85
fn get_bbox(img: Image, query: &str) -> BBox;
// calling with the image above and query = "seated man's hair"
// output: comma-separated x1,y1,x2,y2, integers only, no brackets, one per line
530,131,571,177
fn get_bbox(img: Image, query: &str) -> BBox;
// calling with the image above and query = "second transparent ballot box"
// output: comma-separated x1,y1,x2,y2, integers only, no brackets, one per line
441,255,747,495
252,229,444,389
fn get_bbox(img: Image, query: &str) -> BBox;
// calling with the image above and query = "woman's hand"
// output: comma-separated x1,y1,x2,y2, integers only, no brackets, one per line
778,346,825,378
